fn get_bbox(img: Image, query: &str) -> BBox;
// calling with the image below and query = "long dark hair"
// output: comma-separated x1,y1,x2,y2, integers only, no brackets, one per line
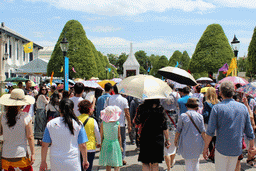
36,85,47,101
59,99,81,135
5,106,20,127
50,92,60,106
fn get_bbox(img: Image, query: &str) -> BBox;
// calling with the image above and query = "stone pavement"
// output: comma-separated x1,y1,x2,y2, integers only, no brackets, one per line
32,129,256,171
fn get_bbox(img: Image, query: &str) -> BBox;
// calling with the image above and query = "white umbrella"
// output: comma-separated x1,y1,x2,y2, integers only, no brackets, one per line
158,67,197,86
117,75,172,100
81,81,103,90
196,77,213,83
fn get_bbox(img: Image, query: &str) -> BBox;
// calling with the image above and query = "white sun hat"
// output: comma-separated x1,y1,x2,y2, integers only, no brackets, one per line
0,89,35,106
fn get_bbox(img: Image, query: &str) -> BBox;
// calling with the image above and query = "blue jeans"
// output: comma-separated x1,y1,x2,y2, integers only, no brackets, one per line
120,126,126,160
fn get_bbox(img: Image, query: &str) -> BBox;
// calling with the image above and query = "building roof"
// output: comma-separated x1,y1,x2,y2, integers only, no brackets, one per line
0,22,43,49
123,43,140,68
14,58,49,75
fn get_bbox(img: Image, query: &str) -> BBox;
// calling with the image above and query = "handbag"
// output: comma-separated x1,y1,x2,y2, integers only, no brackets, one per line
185,112,201,134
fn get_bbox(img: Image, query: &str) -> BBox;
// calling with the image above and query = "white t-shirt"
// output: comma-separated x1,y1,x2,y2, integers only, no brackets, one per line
36,95,49,109
105,94,129,127
70,96,84,117
2,112,32,158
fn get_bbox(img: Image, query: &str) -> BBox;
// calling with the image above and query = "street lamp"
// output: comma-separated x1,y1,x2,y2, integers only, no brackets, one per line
60,36,69,91
231,35,240,76
231,35,240,58
105,65,108,79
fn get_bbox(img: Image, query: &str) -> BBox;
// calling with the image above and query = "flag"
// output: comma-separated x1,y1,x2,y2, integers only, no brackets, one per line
50,71,54,86
72,67,76,73
175,61,179,67
60,66,63,72
188,69,191,74
219,63,229,72
23,42,33,53
147,67,150,73
226,58,237,76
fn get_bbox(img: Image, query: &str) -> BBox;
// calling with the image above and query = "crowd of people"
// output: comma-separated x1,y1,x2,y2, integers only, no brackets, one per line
0,79,256,171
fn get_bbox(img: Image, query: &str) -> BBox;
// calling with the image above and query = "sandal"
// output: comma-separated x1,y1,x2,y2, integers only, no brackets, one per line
246,158,256,167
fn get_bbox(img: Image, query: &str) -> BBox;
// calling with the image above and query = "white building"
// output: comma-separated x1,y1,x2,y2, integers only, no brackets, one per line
123,43,140,78
39,46,54,61
0,22,43,79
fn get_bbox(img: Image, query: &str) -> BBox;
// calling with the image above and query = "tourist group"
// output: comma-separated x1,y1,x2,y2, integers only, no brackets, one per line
0,75,256,171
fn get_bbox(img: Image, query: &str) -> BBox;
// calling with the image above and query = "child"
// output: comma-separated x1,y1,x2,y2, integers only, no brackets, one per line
99,106,123,171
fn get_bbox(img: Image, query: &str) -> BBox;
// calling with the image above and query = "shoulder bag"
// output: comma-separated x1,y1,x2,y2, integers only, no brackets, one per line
185,112,201,134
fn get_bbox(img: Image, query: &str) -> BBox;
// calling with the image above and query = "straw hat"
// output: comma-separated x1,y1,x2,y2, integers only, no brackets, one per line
100,106,122,123
0,89,35,106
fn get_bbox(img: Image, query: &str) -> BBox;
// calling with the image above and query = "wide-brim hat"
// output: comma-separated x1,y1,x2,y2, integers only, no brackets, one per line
101,106,122,123
0,88,35,106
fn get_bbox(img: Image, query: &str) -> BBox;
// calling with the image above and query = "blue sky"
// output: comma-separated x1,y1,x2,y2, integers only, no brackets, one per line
1,0,255,58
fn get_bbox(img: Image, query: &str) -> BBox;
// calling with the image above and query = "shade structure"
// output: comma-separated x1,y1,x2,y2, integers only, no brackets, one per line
236,82,256,97
97,80,116,88
158,67,197,86
81,81,103,90
196,77,213,84
117,75,172,100
218,76,248,86
5,77,29,82
14,58,48,76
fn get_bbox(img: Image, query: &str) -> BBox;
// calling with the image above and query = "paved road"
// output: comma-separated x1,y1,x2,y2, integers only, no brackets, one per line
32,129,256,171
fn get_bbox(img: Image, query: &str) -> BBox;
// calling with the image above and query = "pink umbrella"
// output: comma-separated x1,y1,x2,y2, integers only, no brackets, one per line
218,76,249,86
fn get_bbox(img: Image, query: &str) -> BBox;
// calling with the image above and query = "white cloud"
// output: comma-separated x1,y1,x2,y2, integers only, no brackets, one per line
84,26,122,33
33,31,51,38
25,0,216,16
35,40,56,47
89,36,195,56
213,0,256,8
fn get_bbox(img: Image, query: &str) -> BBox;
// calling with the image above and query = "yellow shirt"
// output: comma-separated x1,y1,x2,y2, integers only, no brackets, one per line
77,114,96,150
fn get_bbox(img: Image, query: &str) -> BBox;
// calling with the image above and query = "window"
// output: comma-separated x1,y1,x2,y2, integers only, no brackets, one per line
9,41,11,58
5,43,7,53
23,51,25,61
17,43,19,60
29,52,33,61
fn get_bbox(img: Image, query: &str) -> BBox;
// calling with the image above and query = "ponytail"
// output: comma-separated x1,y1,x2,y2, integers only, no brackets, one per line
59,99,81,135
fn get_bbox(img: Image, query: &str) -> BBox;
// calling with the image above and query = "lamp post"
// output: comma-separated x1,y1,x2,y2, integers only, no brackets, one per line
231,35,240,76
105,65,108,79
60,36,69,91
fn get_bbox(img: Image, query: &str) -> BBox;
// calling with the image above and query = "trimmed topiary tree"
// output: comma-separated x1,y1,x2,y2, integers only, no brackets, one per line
188,24,233,76
47,20,98,79
154,55,169,78
180,51,190,70
169,50,183,67
247,27,256,78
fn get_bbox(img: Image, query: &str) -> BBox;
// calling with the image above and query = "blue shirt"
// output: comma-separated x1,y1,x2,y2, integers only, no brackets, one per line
95,93,111,118
207,99,255,156
177,95,190,115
